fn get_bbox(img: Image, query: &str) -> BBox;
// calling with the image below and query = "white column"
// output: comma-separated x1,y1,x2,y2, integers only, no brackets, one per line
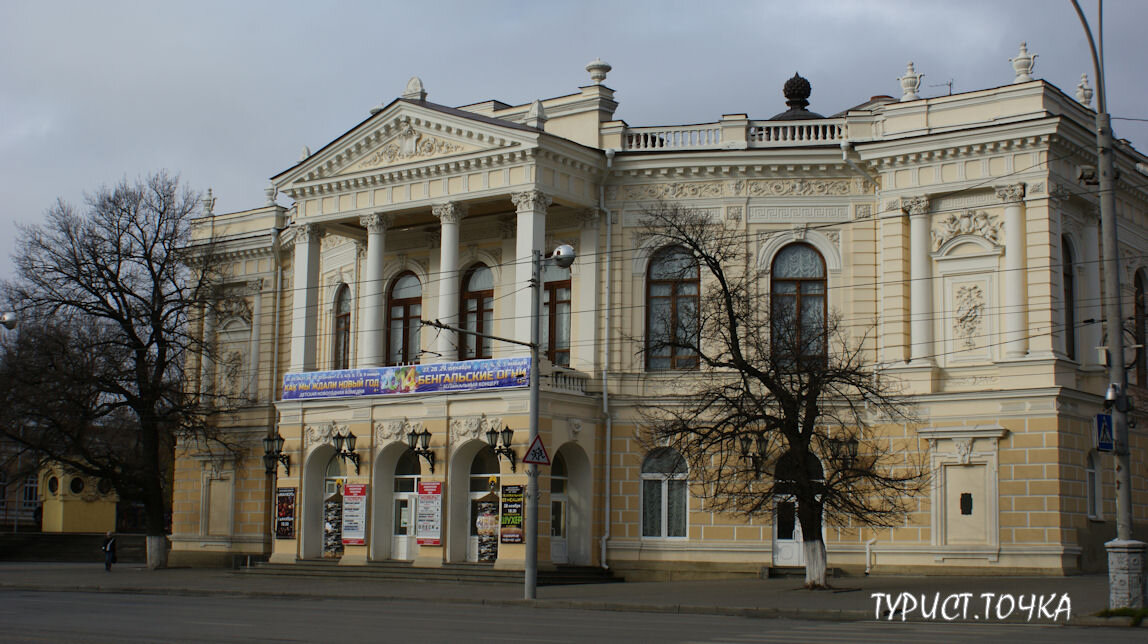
432,202,465,362
905,196,933,365
997,183,1028,359
512,190,551,354
358,213,392,367
290,223,321,372
1080,211,1103,367
247,279,263,399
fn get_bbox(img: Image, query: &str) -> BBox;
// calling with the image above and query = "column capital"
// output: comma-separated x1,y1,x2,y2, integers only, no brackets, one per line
994,183,1026,204
360,212,394,233
901,195,930,216
511,190,552,214
295,223,321,243
432,202,467,224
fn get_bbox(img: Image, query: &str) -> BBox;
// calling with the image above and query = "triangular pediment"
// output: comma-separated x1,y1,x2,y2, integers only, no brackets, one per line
274,99,537,189
338,121,483,174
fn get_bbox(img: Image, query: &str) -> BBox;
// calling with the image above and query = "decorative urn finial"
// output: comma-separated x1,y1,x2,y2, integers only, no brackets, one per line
1010,42,1036,83
265,182,278,207
201,189,215,216
783,72,812,111
402,76,427,102
586,58,612,85
899,62,922,101
1076,73,1093,107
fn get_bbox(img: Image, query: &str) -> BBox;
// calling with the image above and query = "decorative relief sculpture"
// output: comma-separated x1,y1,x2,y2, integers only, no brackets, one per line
743,179,851,197
375,418,422,445
622,182,723,200
449,414,503,445
725,206,743,225
854,204,873,219
954,285,985,349
954,437,974,465
355,123,462,170
931,210,1002,250
305,420,345,450
216,293,252,323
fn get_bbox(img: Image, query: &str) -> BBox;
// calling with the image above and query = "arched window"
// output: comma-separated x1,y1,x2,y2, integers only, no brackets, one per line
641,448,687,538
393,450,421,493
646,246,699,371
1062,237,1076,360
771,243,827,363
333,284,352,370
469,446,500,539
1136,272,1146,386
542,262,571,367
461,265,494,360
387,273,422,365
1086,451,1100,518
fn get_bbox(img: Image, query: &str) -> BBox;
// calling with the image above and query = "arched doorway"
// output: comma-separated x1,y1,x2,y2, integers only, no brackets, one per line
467,446,500,562
550,443,591,565
370,442,421,561
301,445,344,560
772,450,823,568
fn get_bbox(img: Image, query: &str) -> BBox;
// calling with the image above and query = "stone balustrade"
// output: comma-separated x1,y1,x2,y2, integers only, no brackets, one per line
619,119,844,151
544,367,588,395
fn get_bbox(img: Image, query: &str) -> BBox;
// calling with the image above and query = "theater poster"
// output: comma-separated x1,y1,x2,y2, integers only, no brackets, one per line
342,484,368,546
275,487,296,539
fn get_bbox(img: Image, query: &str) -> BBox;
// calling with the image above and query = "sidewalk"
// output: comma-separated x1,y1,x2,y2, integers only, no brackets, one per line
0,562,1136,627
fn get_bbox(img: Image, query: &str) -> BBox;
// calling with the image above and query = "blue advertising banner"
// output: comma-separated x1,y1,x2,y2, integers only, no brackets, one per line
282,357,529,401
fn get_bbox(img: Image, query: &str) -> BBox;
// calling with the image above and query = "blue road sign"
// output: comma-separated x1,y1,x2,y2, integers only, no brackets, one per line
1095,413,1114,452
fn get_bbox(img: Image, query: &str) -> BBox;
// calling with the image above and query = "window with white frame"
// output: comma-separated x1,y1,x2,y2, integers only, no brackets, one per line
22,474,38,510
641,448,688,538
1086,451,1101,518
332,284,352,370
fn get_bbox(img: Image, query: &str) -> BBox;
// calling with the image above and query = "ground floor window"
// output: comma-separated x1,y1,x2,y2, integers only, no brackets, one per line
641,448,687,538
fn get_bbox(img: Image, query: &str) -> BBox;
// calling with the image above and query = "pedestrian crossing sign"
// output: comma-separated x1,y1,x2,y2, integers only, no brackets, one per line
1095,413,1114,452
522,435,551,466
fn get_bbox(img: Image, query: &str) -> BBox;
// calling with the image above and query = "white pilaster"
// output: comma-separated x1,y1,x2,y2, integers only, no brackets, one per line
247,279,263,399
571,209,600,372
432,202,465,362
358,213,392,367
200,302,217,395
997,184,1028,359
512,190,551,354
1080,212,1103,367
290,224,321,372
905,196,934,365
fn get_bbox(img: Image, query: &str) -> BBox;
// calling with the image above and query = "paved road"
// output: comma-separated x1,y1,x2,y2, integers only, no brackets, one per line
0,591,1139,644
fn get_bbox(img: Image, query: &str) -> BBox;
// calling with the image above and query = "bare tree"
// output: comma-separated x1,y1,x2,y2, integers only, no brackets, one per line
0,172,238,568
638,202,926,588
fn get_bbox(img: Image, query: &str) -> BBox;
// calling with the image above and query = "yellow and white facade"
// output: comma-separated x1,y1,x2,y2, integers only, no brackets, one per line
172,56,1148,578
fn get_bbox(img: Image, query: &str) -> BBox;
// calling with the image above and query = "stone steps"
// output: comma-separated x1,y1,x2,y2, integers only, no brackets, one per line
242,560,622,585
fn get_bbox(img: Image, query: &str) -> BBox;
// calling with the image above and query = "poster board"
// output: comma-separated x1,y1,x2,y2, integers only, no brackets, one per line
275,487,296,539
416,481,442,546
500,484,523,544
342,484,368,545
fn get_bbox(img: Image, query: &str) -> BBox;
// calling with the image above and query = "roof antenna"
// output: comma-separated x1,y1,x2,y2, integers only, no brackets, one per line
928,79,954,96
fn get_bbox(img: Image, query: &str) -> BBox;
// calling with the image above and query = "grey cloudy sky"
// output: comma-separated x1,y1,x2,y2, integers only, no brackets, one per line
2,0,1146,280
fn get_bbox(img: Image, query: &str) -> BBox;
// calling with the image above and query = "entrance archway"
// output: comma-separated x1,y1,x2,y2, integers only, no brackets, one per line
772,450,823,568
370,442,421,561
550,443,591,565
301,444,342,560
446,440,499,562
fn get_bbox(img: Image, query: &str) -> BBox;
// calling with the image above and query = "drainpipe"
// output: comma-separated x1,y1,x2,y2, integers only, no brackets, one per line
840,141,879,188
865,538,877,575
599,148,615,569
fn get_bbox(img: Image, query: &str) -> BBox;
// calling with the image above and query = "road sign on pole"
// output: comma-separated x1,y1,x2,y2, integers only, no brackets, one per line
1096,413,1114,452
522,435,551,466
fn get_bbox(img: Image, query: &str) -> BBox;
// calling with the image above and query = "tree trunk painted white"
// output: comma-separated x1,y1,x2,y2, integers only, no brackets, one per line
803,538,827,588
146,535,168,570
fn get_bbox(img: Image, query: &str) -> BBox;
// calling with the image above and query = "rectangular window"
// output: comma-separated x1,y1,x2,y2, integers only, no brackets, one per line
641,479,662,537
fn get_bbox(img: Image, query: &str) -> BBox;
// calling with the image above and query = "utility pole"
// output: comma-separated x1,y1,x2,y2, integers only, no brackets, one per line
1072,0,1145,609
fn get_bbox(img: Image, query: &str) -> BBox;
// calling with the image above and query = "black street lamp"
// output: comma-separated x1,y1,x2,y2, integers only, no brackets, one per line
335,430,360,475
486,425,517,472
262,432,289,476
407,428,435,473
738,431,768,477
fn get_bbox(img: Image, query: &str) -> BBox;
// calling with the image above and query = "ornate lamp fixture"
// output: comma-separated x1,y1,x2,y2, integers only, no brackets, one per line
262,432,289,476
738,432,768,477
334,430,361,475
486,425,516,472
828,436,859,470
406,427,435,473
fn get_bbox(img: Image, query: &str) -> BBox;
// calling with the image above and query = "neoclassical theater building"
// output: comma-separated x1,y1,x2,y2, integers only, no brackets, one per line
173,50,1148,578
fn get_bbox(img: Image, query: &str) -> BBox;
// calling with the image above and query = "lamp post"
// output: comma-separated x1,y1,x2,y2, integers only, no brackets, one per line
419,243,574,600
487,425,517,472
406,427,435,473
262,432,289,476
0,313,16,330
1072,0,1145,609
334,430,360,475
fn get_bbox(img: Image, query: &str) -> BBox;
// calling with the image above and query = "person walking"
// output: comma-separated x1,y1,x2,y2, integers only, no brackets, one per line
101,531,117,572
